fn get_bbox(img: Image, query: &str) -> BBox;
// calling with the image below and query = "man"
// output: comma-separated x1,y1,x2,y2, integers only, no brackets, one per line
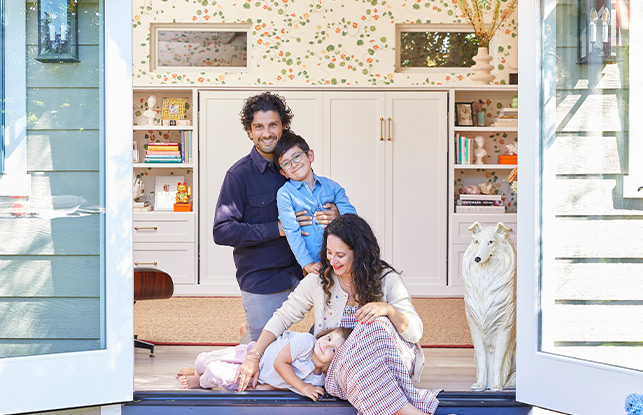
213,92,338,342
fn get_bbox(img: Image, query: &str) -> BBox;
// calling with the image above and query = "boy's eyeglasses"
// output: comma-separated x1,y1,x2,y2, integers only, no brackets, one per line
279,151,307,171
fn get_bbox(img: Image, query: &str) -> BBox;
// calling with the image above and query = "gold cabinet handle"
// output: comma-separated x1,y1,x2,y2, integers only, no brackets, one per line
134,261,158,266
134,226,158,231
379,117,384,141
387,117,392,141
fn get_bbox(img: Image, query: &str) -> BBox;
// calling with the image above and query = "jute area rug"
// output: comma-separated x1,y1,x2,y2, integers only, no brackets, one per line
134,297,472,348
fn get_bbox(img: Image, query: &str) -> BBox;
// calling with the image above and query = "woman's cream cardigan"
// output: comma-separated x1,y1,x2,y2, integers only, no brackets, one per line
263,270,425,382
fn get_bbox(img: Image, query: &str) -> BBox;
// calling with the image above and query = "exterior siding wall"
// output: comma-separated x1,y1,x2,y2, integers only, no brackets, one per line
0,0,102,359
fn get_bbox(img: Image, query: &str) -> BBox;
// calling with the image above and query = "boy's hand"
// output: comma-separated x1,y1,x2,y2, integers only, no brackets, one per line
298,383,325,402
303,262,321,275
313,203,339,226
295,210,312,236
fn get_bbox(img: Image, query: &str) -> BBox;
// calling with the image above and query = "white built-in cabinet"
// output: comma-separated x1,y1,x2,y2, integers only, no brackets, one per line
198,90,448,296
132,87,518,296
447,86,518,287
132,87,199,285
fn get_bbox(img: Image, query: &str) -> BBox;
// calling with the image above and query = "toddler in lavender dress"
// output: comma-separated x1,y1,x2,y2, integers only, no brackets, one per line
176,327,351,401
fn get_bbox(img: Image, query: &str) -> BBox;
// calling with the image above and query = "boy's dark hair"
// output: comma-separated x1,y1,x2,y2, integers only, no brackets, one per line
240,92,293,133
315,326,353,341
273,130,311,169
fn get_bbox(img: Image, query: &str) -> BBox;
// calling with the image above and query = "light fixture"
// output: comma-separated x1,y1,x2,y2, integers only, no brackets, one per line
36,0,79,63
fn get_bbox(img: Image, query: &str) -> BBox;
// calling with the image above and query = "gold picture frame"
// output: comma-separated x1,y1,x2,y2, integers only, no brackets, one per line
161,97,186,120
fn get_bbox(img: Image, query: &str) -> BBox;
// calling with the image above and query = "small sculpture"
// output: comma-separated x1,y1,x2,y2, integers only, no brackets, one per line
143,95,157,126
462,222,516,391
510,95,518,109
478,182,493,194
464,184,481,195
176,182,191,204
133,174,144,202
473,136,487,165
505,142,517,155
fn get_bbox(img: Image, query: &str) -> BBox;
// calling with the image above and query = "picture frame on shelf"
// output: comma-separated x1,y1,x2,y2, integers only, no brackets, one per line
133,141,139,162
154,175,184,211
161,97,186,120
456,102,474,126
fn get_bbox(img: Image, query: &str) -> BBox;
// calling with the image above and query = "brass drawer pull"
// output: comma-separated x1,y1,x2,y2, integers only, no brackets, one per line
387,117,392,141
134,226,158,231
134,261,158,266
379,117,384,141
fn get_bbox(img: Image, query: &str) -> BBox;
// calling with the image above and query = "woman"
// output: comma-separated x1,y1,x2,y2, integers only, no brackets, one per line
235,214,440,415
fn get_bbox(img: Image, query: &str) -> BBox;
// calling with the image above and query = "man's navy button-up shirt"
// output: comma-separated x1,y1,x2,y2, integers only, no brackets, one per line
213,147,301,294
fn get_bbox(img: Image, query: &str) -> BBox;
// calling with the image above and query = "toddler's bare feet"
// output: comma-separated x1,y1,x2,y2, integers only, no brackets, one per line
178,375,201,389
176,367,196,379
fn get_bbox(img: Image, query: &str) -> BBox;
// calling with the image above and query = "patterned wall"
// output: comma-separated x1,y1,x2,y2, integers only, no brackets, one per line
133,0,518,86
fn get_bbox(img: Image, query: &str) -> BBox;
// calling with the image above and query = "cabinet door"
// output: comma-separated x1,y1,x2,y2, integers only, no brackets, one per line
386,92,448,292
323,92,386,244
199,91,323,294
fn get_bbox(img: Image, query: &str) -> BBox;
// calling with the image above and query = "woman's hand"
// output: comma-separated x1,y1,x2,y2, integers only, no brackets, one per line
355,302,393,325
298,383,325,402
234,355,260,391
313,203,339,227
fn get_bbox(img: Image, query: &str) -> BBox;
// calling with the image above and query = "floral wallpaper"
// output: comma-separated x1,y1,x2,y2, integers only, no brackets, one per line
133,0,518,86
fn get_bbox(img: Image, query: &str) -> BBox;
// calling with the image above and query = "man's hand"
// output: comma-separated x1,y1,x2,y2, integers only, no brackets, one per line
295,210,312,236
303,262,321,275
313,203,339,227
297,383,325,402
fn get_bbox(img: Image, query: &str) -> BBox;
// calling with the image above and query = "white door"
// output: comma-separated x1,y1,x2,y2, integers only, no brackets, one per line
386,92,448,290
324,92,448,295
199,90,323,294
0,0,133,413
517,1,643,414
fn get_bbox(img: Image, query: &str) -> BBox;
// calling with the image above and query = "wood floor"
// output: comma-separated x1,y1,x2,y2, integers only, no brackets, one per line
134,345,477,391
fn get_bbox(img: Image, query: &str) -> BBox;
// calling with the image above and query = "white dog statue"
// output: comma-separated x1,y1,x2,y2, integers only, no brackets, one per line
462,222,516,391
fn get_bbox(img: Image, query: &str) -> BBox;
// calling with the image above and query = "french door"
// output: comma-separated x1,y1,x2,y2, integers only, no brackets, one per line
517,1,643,414
0,0,133,413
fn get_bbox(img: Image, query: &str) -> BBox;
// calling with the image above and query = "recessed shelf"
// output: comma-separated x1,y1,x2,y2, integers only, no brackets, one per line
454,164,517,169
134,163,194,168
134,125,193,131
455,126,517,132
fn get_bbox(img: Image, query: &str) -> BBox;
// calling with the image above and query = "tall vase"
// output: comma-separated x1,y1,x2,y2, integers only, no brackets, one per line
470,47,495,85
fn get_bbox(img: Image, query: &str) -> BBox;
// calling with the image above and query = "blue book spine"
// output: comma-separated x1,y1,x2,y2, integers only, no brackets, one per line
180,131,186,162
188,131,192,163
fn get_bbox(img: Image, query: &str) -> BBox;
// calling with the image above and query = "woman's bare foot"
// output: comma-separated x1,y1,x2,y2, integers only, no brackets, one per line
176,367,196,379
178,375,202,389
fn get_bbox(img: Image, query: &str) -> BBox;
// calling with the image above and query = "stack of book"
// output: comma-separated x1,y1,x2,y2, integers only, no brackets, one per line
491,107,518,127
455,193,505,213
144,142,182,163
455,134,472,165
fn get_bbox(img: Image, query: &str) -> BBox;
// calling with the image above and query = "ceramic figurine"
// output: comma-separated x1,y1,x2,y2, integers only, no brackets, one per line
176,182,191,204
143,95,157,125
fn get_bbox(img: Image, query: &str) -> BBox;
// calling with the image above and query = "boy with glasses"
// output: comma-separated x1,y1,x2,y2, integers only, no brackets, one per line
274,131,356,275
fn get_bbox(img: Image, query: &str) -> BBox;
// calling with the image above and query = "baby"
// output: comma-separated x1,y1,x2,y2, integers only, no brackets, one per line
176,327,351,401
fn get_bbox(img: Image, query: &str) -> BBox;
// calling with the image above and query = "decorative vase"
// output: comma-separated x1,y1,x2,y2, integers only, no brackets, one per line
470,47,496,85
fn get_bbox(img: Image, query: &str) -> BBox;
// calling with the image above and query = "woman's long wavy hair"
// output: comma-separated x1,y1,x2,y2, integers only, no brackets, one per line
319,214,398,305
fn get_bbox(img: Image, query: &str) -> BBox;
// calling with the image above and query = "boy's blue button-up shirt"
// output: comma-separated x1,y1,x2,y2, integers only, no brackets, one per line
277,173,356,268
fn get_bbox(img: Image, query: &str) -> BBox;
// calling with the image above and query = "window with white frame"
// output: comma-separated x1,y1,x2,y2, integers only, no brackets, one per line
395,24,480,71
150,23,250,72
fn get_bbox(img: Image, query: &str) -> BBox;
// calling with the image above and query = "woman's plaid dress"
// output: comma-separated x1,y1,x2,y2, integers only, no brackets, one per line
326,308,441,415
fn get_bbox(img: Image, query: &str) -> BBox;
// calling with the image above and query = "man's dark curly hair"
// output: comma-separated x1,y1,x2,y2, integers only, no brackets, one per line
240,92,293,133
319,214,398,305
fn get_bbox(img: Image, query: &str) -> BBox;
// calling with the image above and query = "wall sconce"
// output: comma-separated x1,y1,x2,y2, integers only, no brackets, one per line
36,0,79,63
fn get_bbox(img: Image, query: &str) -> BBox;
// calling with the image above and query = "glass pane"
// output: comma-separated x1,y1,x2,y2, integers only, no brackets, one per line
400,31,479,68
540,0,643,371
0,0,104,358
0,0,4,173
157,29,247,68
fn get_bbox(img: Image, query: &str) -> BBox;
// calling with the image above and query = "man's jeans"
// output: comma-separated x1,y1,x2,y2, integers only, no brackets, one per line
240,274,301,343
